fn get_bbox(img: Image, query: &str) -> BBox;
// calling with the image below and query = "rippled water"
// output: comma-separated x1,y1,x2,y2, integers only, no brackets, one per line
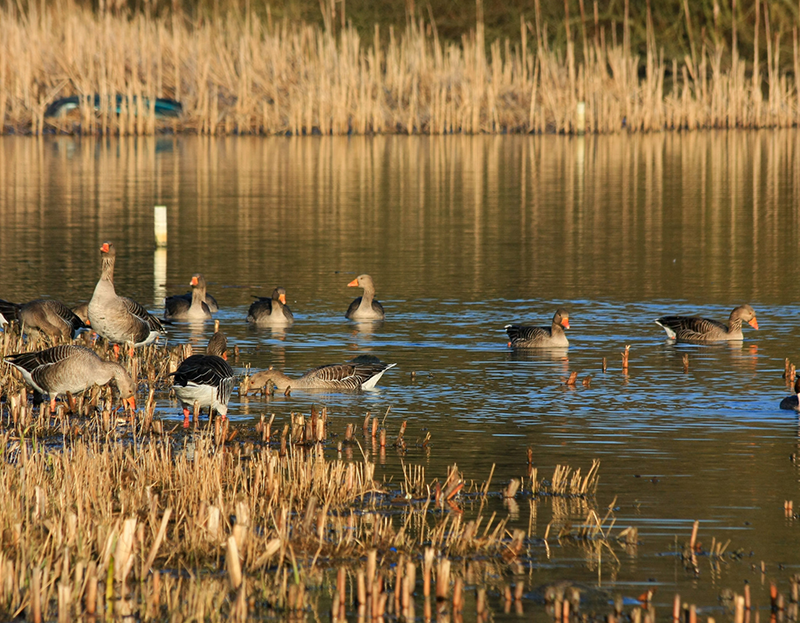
2,132,800,615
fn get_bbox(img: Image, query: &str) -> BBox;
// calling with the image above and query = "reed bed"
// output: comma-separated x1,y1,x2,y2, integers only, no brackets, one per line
0,322,635,620
1,0,799,136
0,410,613,620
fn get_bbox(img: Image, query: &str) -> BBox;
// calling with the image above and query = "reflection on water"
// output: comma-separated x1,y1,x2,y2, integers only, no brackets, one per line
2,132,800,609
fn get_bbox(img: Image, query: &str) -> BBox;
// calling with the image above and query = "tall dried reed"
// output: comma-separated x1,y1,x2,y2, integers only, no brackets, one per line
1,0,797,136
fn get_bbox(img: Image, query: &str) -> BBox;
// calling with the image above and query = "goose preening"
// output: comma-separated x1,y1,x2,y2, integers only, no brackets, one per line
170,330,235,427
247,287,294,327
780,377,800,411
505,309,570,348
4,345,136,412
655,305,758,342
345,274,385,321
0,298,86,340
164,274,213,320
87,242,166,351
249,356,395,391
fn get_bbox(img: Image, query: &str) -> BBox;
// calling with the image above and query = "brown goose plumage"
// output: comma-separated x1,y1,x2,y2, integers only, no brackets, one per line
655,305,758,342
249,357,395,391
4,345,136,411
345,275,385,321
164,274,213,320
505,309,570,348
247,287,294,327
0,298,86,340
88,242,165,347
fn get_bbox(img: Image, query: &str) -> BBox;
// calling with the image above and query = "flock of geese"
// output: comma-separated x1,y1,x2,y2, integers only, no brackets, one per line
0,241,789,426
0,243,395,426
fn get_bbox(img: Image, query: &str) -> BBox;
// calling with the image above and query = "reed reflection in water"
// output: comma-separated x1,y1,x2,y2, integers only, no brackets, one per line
2,132,800,611
0,132,799,308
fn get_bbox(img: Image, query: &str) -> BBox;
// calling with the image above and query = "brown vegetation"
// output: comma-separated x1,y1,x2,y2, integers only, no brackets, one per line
1,0,799,135
0,338,613,619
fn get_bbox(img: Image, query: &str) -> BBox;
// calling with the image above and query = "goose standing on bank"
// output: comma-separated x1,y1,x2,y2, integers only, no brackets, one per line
88,242,165,352
4,345,136,412
655,305,758,343
505,309,570,348
249,356,395,391
164,274,213,321
345,274,385,321
247,287,294,327
171,329,235,427
0,298,86,340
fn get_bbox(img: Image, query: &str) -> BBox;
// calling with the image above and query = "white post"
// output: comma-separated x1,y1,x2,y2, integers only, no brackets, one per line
154,205,168,247
576,101,586,135
154,247,167,308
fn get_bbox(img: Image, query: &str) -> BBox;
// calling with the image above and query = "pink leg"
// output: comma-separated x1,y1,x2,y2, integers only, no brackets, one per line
183,407,191,428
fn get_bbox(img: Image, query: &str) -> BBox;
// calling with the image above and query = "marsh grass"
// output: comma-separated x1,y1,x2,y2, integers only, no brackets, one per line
1,0,798,136
0,409,614,620
0,322,630,619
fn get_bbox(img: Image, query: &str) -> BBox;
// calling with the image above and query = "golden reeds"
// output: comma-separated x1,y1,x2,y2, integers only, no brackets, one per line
0,407,613,620
1,0,798,136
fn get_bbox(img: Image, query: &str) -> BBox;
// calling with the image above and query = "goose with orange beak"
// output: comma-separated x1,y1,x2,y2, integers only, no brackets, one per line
655,304,758,342
345,274,385,321
164,273,213,320
4,345,136,413
247,287,294,327
505,309,570,348
88,242,165,352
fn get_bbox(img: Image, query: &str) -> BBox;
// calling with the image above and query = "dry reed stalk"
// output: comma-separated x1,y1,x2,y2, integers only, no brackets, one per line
1,1,799,136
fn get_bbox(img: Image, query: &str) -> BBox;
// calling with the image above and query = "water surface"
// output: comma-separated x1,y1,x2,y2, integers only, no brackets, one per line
2,132,800,616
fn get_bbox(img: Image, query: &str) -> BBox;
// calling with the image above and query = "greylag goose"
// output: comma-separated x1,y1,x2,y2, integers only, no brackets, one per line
170,274,219,313
345,274,385,320
88,242,165,350
655,305,758,342
505,309,570,348
780,377,800,410
4,345,136,412
170,330,235,427
0,298,86,340
164,274,213,320
249,356,395,391
72,303,90,326
247,287,294,327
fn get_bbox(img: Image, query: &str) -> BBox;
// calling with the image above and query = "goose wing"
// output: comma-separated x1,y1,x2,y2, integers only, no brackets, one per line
123,297,165,333
656,315,727,341
303,361,394,390
505,324,551,346
171,355,234,390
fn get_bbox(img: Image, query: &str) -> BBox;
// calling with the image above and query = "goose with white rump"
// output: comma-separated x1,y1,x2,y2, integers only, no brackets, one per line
170,329,235,428
4,345,136,412
248,355,395,392
345,274,385,321
655,305,758,343
88,242,166,354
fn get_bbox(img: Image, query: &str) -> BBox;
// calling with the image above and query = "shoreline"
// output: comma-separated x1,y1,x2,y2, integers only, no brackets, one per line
2,2,799,136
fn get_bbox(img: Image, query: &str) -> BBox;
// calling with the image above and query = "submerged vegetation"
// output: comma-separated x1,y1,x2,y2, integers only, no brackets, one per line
1,0,799,135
